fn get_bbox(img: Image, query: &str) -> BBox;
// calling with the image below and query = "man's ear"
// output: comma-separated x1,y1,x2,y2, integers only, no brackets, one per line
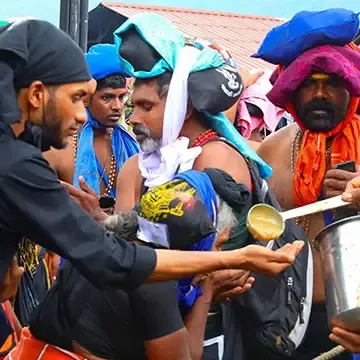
27,81,46,109
89,78,97,95
84,78,97,107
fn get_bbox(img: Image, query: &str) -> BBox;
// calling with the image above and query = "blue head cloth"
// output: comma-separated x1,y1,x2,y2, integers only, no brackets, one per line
74,44,139,195
174,170,218,309
85,43,128,80
113,13,272,179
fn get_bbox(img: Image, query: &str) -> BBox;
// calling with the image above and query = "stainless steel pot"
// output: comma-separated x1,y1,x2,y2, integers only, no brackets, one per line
314,216,360,332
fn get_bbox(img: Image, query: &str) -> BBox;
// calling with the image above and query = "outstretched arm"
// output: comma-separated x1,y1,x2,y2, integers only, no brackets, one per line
150,241,304,282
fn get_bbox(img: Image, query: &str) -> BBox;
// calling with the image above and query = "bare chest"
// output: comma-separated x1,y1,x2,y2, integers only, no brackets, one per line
267,129,327,302
73,134,117,195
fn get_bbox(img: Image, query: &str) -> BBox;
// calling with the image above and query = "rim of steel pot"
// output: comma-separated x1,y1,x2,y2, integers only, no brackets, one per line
313,215,360,251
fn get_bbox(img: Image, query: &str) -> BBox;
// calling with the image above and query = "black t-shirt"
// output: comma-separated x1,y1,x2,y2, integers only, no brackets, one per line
29,261,184,359
0,126,156,292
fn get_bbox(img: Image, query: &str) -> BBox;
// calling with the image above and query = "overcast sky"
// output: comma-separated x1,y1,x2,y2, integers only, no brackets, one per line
2,0,360,25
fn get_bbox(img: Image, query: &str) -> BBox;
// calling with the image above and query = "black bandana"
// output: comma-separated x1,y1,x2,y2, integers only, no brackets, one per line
0,20,91,126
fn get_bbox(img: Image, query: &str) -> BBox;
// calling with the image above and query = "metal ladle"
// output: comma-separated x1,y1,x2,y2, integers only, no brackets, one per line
246,195,351,241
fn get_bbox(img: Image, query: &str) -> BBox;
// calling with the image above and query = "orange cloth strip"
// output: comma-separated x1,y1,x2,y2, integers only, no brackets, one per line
4,328,85,360
290,97,360,206
0,302,16,359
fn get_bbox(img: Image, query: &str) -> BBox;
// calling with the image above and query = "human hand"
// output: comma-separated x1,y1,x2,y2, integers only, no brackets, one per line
102,207,115,215
210,269,254,303
60,176,108,223
238,241,305,276
0,257,24,301
192,269,254,304
342,175,360,203
323,169,360,199
330,325,360,353
239,68,264,89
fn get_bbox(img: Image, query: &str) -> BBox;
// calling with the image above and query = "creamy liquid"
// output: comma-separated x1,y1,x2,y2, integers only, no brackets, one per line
247,212,283,241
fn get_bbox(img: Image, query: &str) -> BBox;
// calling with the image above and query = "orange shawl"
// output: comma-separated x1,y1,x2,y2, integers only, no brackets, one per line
289,97,360,206
5,328,85,360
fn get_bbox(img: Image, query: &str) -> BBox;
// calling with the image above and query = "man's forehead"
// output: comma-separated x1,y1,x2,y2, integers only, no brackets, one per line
132,81,160,101
310,73,330,80
302,72,343,85
97,87,127,94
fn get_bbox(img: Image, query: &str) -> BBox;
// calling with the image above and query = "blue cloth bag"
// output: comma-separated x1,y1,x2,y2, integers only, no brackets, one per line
253,8,360,65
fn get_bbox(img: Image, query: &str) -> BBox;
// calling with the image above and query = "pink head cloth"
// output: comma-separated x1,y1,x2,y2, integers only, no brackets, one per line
268,44,360,109
236,71,285,139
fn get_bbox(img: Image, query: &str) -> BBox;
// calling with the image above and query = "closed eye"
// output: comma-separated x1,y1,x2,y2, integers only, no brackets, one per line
72,90,87,103
133,100,153,112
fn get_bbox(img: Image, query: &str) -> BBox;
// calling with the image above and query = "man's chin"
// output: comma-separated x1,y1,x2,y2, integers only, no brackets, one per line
303,116,339,132
50,137,68,150
139,139,161,153
103,118,121,127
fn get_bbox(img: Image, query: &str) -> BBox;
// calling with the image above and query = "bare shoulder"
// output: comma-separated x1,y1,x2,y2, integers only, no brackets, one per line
115,154,142,212
116,154,141,190
258,124,298,163
118,154,140,179
43,142,72,172
43,136,75,182
248,140,260,152
42,147,59,168
193,140,251,187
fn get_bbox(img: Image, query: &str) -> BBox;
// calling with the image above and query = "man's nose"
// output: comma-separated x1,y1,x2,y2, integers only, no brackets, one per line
313,83,327,100
111,98,123,111
128,108,141,127
75,102,87,125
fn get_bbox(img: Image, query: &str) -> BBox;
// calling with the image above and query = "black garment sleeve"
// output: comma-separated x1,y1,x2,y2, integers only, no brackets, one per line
130,281,184,340
0,154,156,292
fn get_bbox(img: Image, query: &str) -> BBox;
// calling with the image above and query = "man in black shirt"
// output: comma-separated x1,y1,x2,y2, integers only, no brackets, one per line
24,174,252,359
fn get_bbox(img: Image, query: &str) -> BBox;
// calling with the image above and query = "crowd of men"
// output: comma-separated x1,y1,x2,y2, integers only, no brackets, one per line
1,8,360,360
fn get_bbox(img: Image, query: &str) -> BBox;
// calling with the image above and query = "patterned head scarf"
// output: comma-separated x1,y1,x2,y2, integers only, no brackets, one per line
113,13,272,181
137,170,218,309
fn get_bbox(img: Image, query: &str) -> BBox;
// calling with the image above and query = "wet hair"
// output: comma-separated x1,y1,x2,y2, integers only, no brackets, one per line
104,194,237,246
104,210,139,242
96,73,126,91
216,194,238,234
134,71,172,99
